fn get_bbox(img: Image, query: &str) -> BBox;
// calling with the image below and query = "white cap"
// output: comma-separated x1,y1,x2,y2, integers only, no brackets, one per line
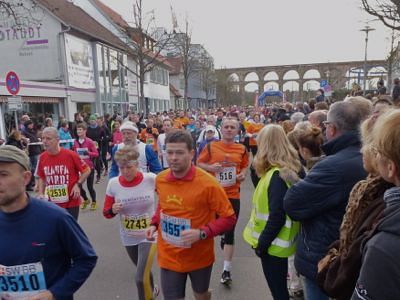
120,121,139,133
205,125,216,132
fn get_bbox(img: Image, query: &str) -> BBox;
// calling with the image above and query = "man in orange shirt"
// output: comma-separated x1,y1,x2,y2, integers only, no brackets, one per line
197,117,249,286
146,130,236,300
176,110,190,128
139,118,159,152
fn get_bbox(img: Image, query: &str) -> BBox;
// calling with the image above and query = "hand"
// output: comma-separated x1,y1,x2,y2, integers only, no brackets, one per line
236,172,246,182
145,225,157,241
210,163,223,173
180,229,201,245
37,193,47,200
112,202,123,215
317,254,337,273
71,183,81,199
254,245,268,258
29,290,54,300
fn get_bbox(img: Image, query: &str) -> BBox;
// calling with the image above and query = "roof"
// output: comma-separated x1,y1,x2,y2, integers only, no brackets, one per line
36,0,128,51
170,83,182,98
166,57,182,75
93,0,129,29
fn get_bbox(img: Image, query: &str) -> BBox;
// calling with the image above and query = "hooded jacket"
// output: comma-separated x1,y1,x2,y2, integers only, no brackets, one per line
284,130,367,280
352,187,400,300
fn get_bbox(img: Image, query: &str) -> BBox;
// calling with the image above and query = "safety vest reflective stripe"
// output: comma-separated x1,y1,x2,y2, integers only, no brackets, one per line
250,231,296,248
255,212,293,229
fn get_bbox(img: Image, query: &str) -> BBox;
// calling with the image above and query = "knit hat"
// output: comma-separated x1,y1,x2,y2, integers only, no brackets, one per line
0,145,30,170
89,114,97,121
120,121,139,133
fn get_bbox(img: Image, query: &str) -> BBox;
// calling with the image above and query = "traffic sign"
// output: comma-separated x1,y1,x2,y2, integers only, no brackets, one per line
6,71,20,95
320,80,328,88
8,96,23,111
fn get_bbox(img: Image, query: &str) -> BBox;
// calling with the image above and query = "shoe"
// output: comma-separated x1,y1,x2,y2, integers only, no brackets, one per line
90,202,97,210
81,200,90,209
95,178,100,184
153,284,160,299
220,270,232,285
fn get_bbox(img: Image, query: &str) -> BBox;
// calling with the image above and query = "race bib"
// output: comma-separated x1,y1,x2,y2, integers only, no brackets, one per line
216,166,237,187
160,212,191,248
47,184,68,203
121,214,150,236
76,147,89,159
0,262,47,299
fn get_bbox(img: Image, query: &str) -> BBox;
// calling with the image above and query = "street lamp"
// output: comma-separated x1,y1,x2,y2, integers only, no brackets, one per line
360,25,375,94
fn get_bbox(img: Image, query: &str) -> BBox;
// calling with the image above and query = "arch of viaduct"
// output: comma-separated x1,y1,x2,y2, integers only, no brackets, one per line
217,59,387,98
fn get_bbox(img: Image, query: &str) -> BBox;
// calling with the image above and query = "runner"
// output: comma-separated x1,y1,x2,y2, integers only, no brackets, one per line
157,118,174,170
36,127,91,220
103,145,158,300
197,117,249,285
73,122,99,210
146,130,236,300
109,121,162,178
0,146,97,300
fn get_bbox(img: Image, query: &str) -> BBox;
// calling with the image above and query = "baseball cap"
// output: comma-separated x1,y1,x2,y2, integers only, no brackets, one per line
120,121,139,133
205,125,216,132
0,145,30,170
89,114,97,121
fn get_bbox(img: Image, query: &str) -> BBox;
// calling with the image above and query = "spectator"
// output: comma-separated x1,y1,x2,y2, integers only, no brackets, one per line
284,101,368,300
392,77,400,106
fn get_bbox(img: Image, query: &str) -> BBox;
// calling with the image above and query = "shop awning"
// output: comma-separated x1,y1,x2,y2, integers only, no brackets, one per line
0,96,61,103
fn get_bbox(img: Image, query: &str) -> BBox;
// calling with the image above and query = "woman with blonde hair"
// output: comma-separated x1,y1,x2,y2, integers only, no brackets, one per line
103,145,158,299
243,124,303,300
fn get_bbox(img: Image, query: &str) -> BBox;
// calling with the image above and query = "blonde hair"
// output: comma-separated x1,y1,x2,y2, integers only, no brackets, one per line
360,116,378,173
253,124,302,177
114,145,140,165
373,109,400,171
297,126,324,157
281,120,294,134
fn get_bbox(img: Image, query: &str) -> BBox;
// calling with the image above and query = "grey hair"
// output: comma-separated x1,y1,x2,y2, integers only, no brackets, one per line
328,101,363,132
344,96,372,122
290,112,305,125
42,126,59,138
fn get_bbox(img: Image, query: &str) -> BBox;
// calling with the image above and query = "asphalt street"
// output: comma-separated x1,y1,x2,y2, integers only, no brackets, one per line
75,173,273,300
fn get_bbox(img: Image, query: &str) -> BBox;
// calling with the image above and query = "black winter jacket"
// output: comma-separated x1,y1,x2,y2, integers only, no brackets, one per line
284,130,367,280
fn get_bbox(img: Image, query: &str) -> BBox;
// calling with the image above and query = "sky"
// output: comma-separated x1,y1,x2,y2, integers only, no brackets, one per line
100,0,393,69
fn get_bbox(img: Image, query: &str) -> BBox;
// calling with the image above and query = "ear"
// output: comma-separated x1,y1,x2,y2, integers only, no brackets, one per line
387,160,398,182
23,171,32,186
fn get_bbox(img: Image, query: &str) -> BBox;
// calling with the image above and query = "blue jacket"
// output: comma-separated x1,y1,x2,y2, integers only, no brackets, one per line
109,142,162,178
58,128,73,149
284,130,367,280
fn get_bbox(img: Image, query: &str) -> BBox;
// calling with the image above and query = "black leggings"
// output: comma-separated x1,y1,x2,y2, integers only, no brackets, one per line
260,254,289,300
222,199,240,246
100,146,108,172
80,169,96,202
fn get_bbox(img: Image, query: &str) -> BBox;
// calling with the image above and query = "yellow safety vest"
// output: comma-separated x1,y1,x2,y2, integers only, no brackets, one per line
243,167,299,258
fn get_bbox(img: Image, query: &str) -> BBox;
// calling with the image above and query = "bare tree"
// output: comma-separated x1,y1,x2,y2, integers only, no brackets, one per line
197,53,216,107
0,0,44,27
118,0,172,115
361,0,400,30
170,15,197,110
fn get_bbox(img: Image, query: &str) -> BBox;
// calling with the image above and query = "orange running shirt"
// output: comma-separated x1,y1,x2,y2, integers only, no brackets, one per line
197,141,249,199
156,166,234,272
247,122,264,146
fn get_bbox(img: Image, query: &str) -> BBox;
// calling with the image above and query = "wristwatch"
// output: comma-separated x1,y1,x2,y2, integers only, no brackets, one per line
199,229,207,240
